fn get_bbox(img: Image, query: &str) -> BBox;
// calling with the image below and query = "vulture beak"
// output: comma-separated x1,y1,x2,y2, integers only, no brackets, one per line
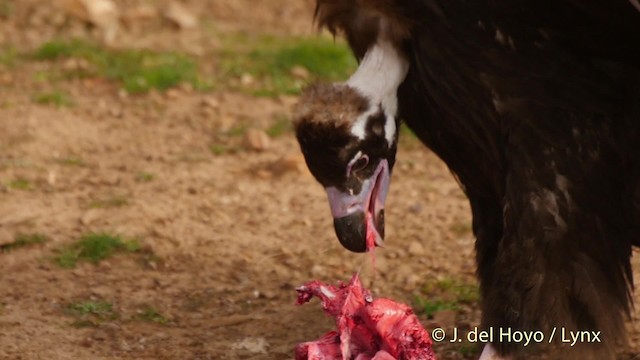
325,160,390,253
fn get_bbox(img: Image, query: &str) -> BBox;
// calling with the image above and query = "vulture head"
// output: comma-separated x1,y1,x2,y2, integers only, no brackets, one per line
293,40,409,253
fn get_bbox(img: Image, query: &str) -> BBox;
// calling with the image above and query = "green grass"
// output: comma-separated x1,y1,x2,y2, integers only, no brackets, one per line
416,278,480,317
450,221,472,235
31,36,354,96
0,233,49,251
89,195,129,208
456,343,481,357
0,47,17,68
209,143,234,155
0,0,13,19
55,233,141,268
266,115,292,138
65,300,118,327
136,306,169,325
55,156,86,167
225,123,249,137
399,124,421,148
8,178,31,190
425,278,480,304
220,36,356,96
33,39,201,94
415,297,459,317
33,90,73,107
135,172,155,182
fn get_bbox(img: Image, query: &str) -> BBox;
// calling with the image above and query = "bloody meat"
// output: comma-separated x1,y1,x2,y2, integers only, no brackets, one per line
295,274,437,360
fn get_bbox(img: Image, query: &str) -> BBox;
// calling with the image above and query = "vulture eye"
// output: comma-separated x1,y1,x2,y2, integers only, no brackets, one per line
347,153,369,177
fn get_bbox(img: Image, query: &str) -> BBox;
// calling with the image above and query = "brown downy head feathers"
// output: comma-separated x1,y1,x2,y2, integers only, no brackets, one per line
293,83,369,129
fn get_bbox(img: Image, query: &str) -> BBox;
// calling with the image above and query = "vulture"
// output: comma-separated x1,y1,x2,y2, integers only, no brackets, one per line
293,0,640,359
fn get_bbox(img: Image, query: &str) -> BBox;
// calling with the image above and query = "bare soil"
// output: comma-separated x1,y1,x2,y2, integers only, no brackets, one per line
1,1,639,359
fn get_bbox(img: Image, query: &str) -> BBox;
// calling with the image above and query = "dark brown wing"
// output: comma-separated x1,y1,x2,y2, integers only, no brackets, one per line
312,0,640,358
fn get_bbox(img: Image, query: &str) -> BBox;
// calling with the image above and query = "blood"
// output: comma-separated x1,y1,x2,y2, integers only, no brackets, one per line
365,212,378,275
295,274,437,360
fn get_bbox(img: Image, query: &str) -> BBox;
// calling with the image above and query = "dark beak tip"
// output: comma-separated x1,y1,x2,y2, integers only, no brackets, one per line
338,235,368,253
333,213,368,253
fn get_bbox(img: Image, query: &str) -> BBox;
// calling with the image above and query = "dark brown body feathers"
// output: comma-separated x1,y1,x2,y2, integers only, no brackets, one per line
309,0,640,358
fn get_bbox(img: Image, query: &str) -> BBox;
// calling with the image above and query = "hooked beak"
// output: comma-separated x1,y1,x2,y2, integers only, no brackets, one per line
325,160,390,253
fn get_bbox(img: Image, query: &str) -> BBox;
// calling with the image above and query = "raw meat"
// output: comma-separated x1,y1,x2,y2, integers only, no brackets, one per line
295,274,437,360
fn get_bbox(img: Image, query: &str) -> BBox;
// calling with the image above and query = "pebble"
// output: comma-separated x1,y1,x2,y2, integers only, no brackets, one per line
231,337,269,354
217,116,236,133
64,0,119,31
311,264,326,277
201,96,220,109
80,208,103,226
244,129,271,152
122,5,156,23
269,154,306,176
407,240,427,257
240,73,255,86
165,88,181,99
163,1,198,29
290,65,310,80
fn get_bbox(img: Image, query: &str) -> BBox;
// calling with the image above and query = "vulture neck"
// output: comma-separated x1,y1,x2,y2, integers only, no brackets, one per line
346,40,409,144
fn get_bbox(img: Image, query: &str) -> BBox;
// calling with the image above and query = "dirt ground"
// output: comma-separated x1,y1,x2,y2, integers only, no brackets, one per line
1,1,639,359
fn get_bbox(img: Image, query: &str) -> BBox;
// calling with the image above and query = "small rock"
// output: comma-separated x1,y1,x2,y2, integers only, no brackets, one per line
47,170,56,186
63,0,119,42
217,116,235,133
240,73,254,86
122,4,156,23
118,339,132,352
433,309,457,330
109,107,123,118
72,268,86,277
269,154,306,176
80,208,102,226
290,65,310,80
165,88,180,99
255,169,272,179
311,264,326,277
91,286,112,298
262,290,277,300
277,95,298,109
163,1,198,29
385,251,399,259
231,337,269,354
62,58,90,72
201,96,220,109
244,129,271,152
408,202,423,214
403,273,422,290
407,240,426,257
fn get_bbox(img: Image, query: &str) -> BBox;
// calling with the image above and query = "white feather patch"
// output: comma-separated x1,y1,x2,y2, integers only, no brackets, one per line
384,115,396,146
346,38,408,147
350,111,372,140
